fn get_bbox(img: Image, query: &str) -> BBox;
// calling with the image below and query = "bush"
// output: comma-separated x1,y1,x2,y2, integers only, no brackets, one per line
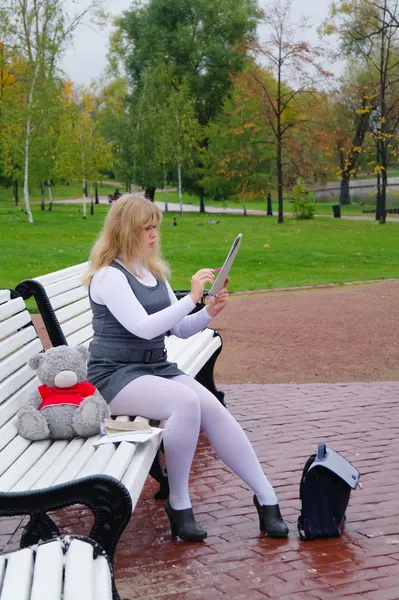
290,182,316,220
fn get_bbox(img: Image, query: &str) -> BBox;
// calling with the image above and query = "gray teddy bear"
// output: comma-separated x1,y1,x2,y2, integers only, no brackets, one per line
17,346,110,440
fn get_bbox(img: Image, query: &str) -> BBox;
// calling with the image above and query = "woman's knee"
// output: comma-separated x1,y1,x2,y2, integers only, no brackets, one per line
178,387,201,418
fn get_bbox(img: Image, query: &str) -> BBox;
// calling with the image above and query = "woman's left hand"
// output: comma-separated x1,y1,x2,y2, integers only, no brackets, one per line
206,278,229,318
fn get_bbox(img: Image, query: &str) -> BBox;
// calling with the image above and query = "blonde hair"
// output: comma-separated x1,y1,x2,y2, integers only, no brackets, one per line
83,194,170,286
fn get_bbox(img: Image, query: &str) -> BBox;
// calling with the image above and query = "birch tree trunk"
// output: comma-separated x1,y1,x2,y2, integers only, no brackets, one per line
90,181,94,215
177,160,183,216
47,178,53,211
163,165,168,212
23,62,40,224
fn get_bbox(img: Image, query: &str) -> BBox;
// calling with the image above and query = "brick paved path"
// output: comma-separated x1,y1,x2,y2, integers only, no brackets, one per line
1,382,399,599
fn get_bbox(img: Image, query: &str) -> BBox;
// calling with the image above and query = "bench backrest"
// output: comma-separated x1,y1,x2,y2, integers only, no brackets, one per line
0,290,43,457
35,262,92,347
22,263,223,383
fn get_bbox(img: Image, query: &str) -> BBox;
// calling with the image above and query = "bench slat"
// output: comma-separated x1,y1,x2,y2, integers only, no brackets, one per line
35,262,88,287
0,440,51,492
11,440,69,492
0,338,42,384
173,330,215,369
0,297,25,322
50,286,88,311
0,326,38,361
0,555,6,590
0,547,34,600
0,434,31,477
64,538,95,600
102,441,138,479
0,364,34,404
184,336,222,377
54,436,100,485
122,432,162,511
0,379,38,429
41,274,85,299
0,290,10,304
32,438,86,490
55,297,90,324
31,540,64,600
0,417,19,453
61,311,92,338
93,555,113,600
77,443,116,479
66,324,94,347
0,310,31,341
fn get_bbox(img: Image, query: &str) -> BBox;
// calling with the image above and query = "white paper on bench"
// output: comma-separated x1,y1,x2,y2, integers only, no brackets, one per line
31,540,64,600
93,427,164,446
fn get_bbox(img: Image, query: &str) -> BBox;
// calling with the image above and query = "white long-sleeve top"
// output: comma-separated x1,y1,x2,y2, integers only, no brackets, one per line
90,262,213,340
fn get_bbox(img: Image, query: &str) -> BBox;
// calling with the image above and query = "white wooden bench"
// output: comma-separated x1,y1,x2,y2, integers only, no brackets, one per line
0,289,157,599
16,261,225,406
0,536,113,600
15,262,225,500
0,475,132,600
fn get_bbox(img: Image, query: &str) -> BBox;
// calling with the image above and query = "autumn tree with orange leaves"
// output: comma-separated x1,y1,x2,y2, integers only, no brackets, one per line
241,0,332,223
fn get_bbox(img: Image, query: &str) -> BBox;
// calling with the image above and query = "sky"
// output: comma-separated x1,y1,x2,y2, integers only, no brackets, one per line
61,0,340,85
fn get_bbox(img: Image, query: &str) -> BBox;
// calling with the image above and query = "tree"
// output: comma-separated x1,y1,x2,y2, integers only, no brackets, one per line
112,0,260,206
327,0,399,223
321,75,376,205
202,74,276,207
245,0,330,223
1,0,104,222
56,83,112,217
95,78,136,191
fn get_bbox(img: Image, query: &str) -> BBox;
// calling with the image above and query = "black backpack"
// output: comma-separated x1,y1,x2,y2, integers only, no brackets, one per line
297,444,360,541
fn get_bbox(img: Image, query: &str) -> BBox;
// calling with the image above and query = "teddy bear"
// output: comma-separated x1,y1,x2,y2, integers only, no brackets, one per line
17,345,110,440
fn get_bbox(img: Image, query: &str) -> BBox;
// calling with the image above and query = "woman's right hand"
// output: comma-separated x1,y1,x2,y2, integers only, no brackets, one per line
190,269,214,304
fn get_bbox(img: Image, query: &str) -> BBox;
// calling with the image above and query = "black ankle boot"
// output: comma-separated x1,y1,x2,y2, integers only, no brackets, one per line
253,495,289,538
164,499,207,542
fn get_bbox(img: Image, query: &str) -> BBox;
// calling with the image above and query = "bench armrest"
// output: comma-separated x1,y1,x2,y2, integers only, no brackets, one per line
0,475,132,564
15,279,67,346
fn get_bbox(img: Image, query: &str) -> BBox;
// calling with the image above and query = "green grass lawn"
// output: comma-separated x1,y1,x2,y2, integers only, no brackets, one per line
0,182,119,208
155,190,399,216
1,203,399,304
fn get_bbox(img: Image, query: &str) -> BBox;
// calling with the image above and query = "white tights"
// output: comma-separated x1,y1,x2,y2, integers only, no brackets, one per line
110,375,278,510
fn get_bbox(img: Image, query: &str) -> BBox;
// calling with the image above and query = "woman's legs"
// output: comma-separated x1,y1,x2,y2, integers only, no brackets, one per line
172,375,278,506
110,376,201,510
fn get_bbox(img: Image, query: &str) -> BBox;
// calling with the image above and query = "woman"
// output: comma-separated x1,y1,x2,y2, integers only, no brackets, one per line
84,194,288,542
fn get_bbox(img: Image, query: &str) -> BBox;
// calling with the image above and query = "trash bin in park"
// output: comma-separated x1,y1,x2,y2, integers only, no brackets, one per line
332,204,341,218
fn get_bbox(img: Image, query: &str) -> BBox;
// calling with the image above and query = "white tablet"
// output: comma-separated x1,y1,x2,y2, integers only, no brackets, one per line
209,233,242,296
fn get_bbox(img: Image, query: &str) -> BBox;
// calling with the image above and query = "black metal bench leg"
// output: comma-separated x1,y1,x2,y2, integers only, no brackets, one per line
149,447,169,500
194,339,226,407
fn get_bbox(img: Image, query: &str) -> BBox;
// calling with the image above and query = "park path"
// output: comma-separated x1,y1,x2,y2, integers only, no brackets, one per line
31,196,399,222
1,382,398,600
9,280,398,598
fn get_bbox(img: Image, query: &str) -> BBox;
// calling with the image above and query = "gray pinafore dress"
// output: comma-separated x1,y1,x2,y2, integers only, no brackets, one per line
87,261,184,403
